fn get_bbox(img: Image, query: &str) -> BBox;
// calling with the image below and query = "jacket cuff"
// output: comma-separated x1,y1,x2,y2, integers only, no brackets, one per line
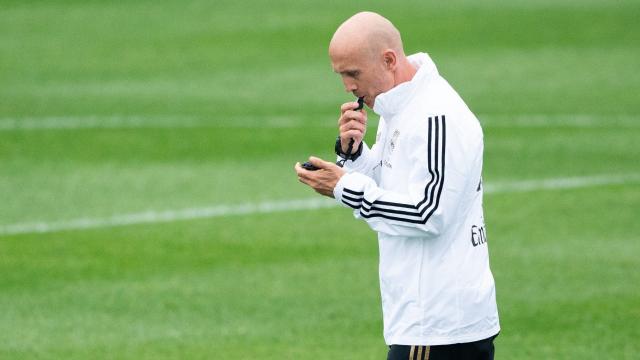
333,172,369,210
336,142,371,172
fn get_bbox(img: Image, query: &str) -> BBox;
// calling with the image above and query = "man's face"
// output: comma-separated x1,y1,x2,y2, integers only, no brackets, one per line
330,48,393,108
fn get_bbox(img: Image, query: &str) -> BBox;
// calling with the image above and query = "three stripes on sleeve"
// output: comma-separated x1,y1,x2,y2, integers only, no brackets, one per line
340,115,446,225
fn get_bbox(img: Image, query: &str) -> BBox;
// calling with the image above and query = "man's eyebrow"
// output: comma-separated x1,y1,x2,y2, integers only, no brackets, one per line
339,69,360,76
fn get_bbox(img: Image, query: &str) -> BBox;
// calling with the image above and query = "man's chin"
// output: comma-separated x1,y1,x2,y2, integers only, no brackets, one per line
366,97,375,108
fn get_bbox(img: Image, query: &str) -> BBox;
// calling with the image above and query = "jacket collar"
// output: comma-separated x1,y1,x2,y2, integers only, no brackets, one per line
372,53,438,121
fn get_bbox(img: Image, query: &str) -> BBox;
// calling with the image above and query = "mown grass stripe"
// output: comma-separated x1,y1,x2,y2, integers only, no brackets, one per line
0,114,638,130
1,173,639,237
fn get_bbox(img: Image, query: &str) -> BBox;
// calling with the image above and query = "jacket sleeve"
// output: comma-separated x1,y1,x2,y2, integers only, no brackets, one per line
337,142,380,178
333,115,476,238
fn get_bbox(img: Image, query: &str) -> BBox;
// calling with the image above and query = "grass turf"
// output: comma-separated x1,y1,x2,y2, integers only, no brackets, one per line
1,0,639,358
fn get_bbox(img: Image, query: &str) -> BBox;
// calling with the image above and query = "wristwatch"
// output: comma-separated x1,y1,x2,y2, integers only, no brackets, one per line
335,136,363,162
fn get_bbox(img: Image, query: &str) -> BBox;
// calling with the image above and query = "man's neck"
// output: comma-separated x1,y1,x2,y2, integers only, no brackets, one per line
394,58,417,86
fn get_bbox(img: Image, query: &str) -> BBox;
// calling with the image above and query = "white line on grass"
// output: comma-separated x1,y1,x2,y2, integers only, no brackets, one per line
483,173,640,194
0,198,338,237
1,173,639,237
480,114,640,128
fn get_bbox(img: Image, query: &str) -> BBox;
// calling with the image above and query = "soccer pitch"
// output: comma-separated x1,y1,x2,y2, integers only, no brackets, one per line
1,0,639,358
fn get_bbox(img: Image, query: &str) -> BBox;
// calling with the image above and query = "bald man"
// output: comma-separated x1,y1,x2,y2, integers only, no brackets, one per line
295,12,500,360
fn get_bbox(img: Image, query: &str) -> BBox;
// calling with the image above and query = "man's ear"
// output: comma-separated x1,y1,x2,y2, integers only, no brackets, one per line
383,50,397,70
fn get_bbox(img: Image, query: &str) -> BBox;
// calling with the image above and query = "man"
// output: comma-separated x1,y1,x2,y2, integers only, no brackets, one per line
294,12,500,360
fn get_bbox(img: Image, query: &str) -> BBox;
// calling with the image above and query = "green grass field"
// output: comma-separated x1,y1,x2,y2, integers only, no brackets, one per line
1,0,639,358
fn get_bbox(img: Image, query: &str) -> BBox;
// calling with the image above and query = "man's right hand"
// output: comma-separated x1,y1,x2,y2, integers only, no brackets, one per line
338,100,367,154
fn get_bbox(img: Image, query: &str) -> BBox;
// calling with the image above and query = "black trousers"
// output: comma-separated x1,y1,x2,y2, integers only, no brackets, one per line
387,334,498,360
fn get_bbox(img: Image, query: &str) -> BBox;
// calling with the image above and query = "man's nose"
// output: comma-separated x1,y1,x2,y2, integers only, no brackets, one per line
343,80,357,93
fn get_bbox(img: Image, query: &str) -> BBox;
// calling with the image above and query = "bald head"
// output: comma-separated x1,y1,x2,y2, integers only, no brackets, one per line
329,12,405,61
328,12,415,107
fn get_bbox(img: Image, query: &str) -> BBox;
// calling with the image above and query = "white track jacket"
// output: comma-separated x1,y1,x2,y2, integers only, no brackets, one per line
333,53,500,346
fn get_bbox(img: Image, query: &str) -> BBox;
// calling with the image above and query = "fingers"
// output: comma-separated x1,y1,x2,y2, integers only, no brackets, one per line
338,109,367,127
339,119,366,136
294,157,338,177
339,132,363,152
308,156,336,170
294,157,345,197
339,116,365,153
295,161,322,191
294,162,313,186
339,100,367,127
338,102,367,154
340,100,362,113
294,157,332,177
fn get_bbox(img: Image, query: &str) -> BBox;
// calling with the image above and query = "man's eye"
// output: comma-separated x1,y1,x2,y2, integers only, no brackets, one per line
346,71,359,78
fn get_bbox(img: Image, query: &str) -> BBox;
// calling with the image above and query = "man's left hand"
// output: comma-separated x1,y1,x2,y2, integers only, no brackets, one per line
294,156,345,197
